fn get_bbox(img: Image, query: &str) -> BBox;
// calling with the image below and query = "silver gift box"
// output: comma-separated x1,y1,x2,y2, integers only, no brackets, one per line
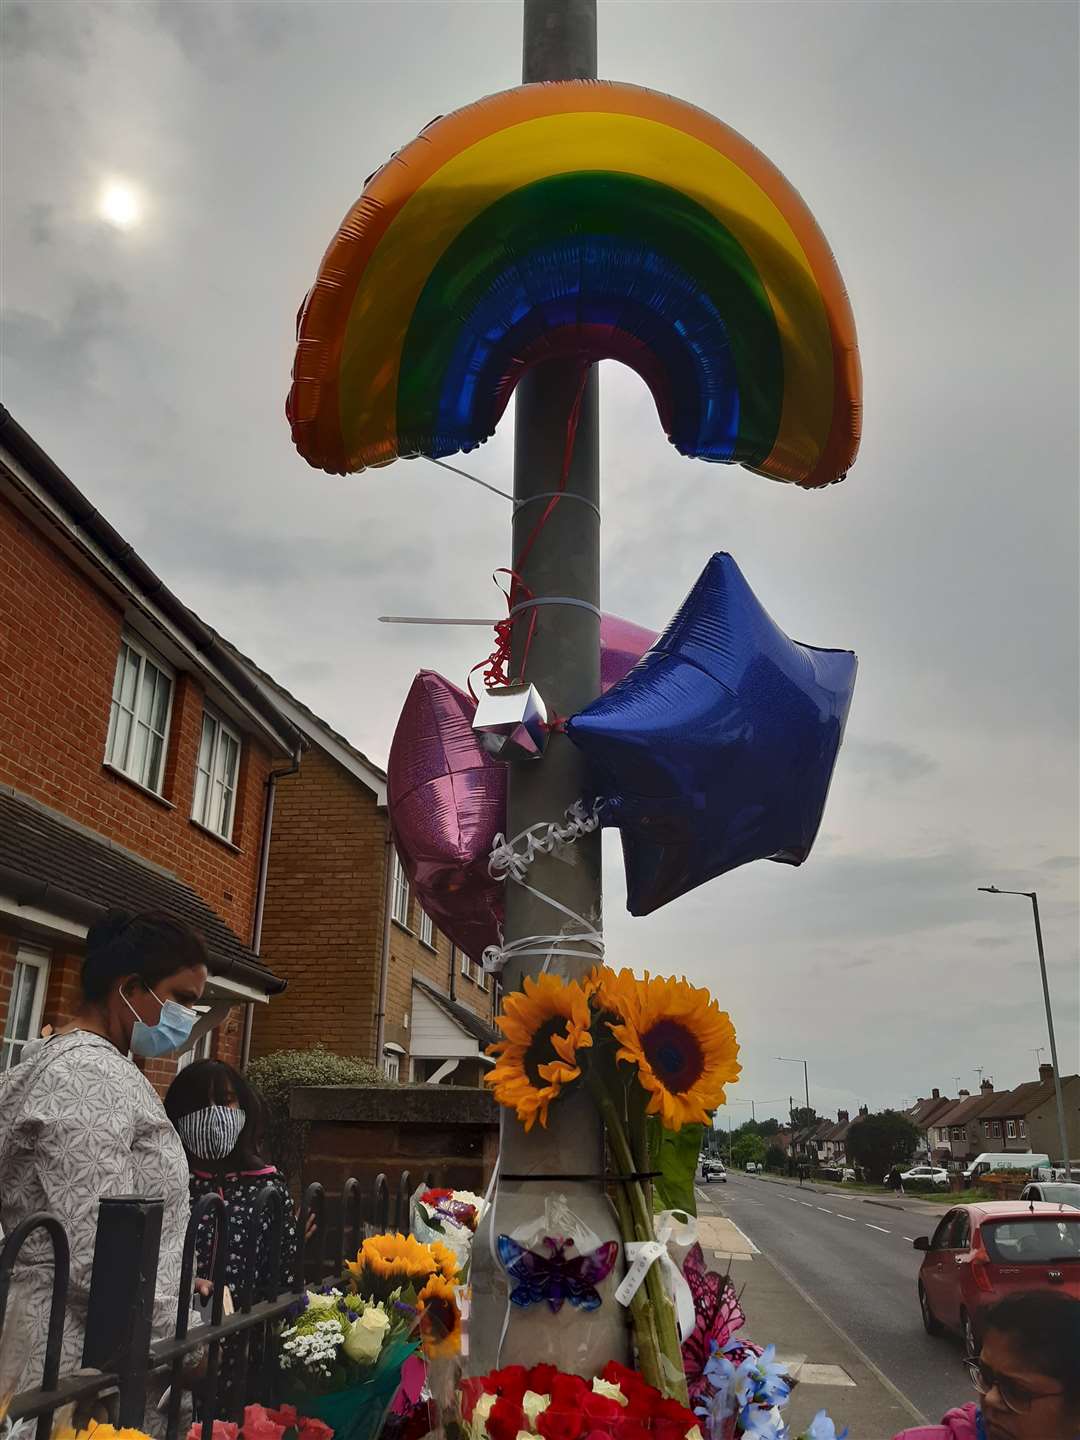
472,683,549,761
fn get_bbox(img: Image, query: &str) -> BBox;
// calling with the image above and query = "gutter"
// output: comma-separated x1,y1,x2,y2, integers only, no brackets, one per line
372,826,394,1071
0,407,302,759
243,741,303,1065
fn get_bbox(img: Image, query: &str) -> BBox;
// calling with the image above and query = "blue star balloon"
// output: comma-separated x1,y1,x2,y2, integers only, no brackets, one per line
566,554,857,916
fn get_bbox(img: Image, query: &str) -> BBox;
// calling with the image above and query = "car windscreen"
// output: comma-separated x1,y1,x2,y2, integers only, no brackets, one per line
1036,1185,1080,1205
983,1216,1080,1263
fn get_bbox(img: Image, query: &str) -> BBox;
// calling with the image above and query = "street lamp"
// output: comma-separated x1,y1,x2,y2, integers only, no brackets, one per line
730,1098,785,1124
777,1057,811,1114
979,886,1072,1176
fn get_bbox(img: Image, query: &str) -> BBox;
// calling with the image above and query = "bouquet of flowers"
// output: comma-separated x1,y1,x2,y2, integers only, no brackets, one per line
184,1405,334,1440
460,1361,703,1440
693,1346,846,1440
413,1187,488,1274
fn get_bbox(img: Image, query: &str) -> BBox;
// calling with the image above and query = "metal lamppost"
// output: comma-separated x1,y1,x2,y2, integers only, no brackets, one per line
777,1057,811,1115
978,887,1072,1175
730,1098,785,1124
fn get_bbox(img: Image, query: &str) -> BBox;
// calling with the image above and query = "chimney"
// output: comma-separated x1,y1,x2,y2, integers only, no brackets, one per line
959,1088,970,1098
932,1087,940,1099
858,1104,869,1118
837,1109,849,1123
1039,1063,1054,1083
980,1078,994,1093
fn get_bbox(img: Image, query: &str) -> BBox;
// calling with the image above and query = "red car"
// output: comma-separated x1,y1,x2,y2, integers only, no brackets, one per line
914,1201,1080,1352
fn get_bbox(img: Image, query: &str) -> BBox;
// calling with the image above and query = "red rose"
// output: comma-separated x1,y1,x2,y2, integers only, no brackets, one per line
536,1407,585,1440
187,1425,237,1440
297,1420,334,1440
550,1373,589,1407
486,1397,526,1440
613,1420,651,1440
492,1365,530,1405
422,1188,454,1205
649,1399,697,1440
528,1363,559,1395
582,1394,624,1428
265,1408,299,1430
598,1364,652,1411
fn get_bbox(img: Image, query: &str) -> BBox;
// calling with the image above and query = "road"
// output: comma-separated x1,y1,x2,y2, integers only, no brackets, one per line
698,1170,968,1425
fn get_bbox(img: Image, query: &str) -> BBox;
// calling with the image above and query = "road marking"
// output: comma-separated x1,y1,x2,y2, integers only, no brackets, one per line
837,1214,857,1222
866,1223,891,1234
695,1187,709,1202
817,1207,833,1214
902,1235,917,1242
800,1201,814,1207
787,1197,801,1203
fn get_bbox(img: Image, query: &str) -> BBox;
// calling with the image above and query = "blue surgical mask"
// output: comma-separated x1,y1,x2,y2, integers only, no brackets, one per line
124,985,197,1058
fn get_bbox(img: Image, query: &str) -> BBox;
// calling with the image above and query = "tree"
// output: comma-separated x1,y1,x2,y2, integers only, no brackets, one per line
764,1143,787,1172
847,1110,921,1182
732,1133,767,1170
790,1107,817,1128
758,1118,781,1138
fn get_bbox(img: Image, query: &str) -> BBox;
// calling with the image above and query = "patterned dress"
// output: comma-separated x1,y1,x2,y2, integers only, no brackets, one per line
0,1031,190,1424
189,1166,298,1414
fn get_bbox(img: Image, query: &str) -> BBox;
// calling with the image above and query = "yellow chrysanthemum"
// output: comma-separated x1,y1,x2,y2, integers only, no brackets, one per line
605,970,740,1129
418,1272,461,1357
485,972,593,1130
348,1232,445,1288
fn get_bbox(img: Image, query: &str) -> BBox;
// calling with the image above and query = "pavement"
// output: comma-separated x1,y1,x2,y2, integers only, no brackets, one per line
696,1172,973,1437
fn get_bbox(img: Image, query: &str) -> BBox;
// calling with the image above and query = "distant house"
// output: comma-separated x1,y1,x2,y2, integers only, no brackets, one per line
977,1065,1080,1164
905,1089,954,1158
230,653,499,1083
928,1081,999,1163
0,410,293,1091
820,1109,854,1166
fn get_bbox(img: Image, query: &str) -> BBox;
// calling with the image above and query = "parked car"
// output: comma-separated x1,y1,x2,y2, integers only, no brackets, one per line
1020,1182,1080,1208
701,1157,727,1183
745,1161,761,1173
901,1164,949,1188
914,1202,1080,1353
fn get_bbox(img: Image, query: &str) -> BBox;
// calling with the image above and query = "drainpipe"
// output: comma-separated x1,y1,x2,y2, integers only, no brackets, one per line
373,826,394,1070
242,742,302,1067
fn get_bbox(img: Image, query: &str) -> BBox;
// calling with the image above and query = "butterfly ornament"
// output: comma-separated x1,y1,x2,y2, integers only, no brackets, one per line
496,1234,620,1313
681,1242,762,1400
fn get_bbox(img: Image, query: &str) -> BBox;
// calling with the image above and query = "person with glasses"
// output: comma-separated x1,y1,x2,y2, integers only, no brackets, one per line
0,908,208,1430
891,1291,1080,1440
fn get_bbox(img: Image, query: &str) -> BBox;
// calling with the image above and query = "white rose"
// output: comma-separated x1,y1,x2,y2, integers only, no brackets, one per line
591,1379,628,1406
305,1289,342,1311
343,1304,391,1364
522,1391,552,1428
470,1391,499,1440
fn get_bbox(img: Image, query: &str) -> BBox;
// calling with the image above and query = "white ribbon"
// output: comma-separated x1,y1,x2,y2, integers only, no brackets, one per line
614,1209,697,1342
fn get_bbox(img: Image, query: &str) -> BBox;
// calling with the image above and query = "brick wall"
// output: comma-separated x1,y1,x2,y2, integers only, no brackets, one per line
0,493,271,945
252,743,386,1059
252,737,498,1072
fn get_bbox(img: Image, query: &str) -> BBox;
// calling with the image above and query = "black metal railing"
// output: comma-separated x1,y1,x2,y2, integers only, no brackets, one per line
0,1168,437,1440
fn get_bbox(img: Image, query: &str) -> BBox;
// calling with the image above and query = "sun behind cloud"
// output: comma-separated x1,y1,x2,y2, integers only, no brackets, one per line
97,178,143,230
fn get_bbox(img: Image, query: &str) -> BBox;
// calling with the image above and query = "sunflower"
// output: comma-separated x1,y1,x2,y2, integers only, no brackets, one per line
347,1233,446,1295
428,1239,461,1282
605,971,740,1129
417,1272,462,1357
485,972,593,1130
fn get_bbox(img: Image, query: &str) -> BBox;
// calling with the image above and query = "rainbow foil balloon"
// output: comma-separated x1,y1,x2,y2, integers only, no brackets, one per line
288,80,861,488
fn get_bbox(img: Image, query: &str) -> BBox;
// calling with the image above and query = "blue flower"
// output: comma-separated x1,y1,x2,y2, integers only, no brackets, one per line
740,1404,789,1438
797,1412,848,1440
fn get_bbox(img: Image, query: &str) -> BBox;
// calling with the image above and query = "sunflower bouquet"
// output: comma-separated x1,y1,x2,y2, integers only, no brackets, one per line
485,967,741,1403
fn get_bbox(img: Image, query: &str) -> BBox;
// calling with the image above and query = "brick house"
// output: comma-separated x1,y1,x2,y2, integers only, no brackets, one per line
976,1065,1080,1163
0,410,294,1090
928,1081,999,1163
235,655,499,1083
905,1088,954,1158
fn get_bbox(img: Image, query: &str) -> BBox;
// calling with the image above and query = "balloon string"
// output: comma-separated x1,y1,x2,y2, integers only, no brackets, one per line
471,360,590,696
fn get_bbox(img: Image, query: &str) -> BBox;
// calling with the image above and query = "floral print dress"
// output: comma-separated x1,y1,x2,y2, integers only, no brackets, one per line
189,1166,298,1413
0,1032,190,1426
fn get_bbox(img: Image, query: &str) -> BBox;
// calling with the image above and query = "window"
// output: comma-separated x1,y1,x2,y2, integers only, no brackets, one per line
418,909,435,949
460,947,471,978
391,851,410,928
1019,1119,1027,1138
952,1127,963,1141
992,1121,1001,1137
383,1051,400,1081
106,637,172,793
1,946,50,1070
1006,1120,1016,1139
177,1024,213,1071
983,1121,990,1137
192,711,241,840
475,961,488,992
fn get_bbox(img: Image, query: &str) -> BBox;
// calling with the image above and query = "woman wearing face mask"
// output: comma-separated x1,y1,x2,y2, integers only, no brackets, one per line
0,908,207,1412
164,1059,299,1415
891,1291,1080,1440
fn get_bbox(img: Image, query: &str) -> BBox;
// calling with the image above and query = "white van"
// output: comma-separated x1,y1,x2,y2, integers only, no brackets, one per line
963,1152,1050,1183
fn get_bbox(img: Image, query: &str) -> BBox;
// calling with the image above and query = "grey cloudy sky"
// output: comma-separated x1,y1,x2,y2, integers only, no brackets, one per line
2,0,1077,1124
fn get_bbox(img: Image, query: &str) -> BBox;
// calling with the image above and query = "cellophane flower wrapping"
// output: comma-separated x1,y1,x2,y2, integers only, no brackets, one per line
411,1188,488,1279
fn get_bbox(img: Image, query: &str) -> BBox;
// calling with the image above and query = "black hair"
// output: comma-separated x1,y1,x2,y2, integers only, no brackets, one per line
164,1059,266,1171
81,909,208,1002
982,1291,1080,1405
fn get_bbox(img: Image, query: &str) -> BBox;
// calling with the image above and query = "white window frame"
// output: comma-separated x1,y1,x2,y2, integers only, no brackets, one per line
391,851,411,928
1006,1120,1016,1139
474,959,488,991
418,909,435,949
983,1121,990,1137
192,709,242,842
105,635,174,794
1,945,51,1071
383,1050,401,1081
992,1121,1001,1137
176,1025,214,1071
1019,1119,1027,1138
460,947,471,979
